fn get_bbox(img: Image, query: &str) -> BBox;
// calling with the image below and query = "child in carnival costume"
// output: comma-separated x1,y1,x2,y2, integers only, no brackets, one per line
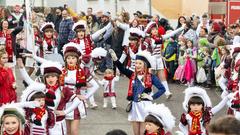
144,103,175,135
179,87,229,135
21,82,55,135
0,104,26,135
17,58,85,135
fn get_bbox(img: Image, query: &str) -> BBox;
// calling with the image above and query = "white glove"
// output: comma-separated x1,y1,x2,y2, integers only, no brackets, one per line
227,92,237,100
109,49,118,61
141,93,153,101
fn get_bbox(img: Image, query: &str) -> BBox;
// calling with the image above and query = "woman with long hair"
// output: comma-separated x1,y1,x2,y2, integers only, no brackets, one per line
110,49,166,135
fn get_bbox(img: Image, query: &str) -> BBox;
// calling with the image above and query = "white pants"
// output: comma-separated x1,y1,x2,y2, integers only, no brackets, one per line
103,97,116,108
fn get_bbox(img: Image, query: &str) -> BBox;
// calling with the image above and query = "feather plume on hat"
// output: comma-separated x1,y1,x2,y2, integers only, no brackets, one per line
182,87,212,112
145,103,175,131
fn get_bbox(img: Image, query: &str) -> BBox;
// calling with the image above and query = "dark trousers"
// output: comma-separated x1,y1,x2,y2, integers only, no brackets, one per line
166,60,177,81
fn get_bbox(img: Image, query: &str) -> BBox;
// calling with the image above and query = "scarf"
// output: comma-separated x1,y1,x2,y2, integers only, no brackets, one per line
59,67,86,89
45,84,58,107
43,35,54,51
3,129,21,135
67,65,78,71
32,106,46,126
74,36,92,55
129,43,138,54
189,111,202,135
104,75,114,93
127,71,152,98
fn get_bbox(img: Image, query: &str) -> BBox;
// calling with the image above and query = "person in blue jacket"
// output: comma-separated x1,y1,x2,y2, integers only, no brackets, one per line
109,49,166,135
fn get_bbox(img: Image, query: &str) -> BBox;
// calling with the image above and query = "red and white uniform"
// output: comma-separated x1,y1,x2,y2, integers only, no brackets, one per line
24,108,55,135
47,85,84,135
59,66,87,120
143,36,164,70
98,76,119,97
72,35,94,55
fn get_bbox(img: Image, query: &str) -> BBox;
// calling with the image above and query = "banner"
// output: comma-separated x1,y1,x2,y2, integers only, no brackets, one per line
25,0,35,53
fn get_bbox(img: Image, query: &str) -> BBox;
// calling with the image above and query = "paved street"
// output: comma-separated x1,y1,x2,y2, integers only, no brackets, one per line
15,69,226,135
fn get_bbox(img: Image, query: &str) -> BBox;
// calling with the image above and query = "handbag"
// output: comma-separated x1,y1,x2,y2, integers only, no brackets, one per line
126,101,133,113
196,67,207,83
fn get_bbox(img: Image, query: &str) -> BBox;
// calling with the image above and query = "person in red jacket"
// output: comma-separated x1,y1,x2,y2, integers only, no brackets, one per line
0,47,17,106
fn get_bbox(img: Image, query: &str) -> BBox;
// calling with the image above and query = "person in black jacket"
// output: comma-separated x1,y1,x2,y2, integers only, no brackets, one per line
163,37,178,82
54,7,63,33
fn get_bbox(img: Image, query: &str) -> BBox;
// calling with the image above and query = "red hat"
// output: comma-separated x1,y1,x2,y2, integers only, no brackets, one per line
145,22,158,34
63,42,82,57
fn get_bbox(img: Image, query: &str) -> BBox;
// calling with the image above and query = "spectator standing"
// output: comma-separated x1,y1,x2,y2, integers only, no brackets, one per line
54,7,63,33
57,9,75,55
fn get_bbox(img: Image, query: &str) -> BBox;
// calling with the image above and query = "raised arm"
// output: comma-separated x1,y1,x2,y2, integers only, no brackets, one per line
32,54,49,64
17,58,35,85
211,96,229,115
91,22,111,41
116,21,129,31
119,52,127,63
109,49,133,78
162,26,184,40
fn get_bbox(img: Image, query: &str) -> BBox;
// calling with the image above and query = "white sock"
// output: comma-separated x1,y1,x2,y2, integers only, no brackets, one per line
110,97,117,108
162,81,171,95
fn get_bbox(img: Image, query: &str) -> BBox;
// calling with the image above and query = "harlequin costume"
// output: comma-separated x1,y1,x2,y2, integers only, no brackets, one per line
0,104,26,135
144,104,175,135
113,50,166,122
119,27,145,71
179,87,228,135
59,42,87,120
21,82,55,135
0,66,17,106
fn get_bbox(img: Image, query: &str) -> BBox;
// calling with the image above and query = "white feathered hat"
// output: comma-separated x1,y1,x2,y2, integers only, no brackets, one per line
40,61,62,75
136,50,155,68
21,82,46,102
63,42,82,57
0,103,25,125
72,20,87,31
145,21,158,34
40,22,55,32
129,27,145,38
183,87,212,112
91,47,107,58
145,103,175,131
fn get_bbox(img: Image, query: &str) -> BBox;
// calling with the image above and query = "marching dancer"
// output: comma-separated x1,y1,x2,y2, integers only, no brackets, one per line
109,49,166,135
